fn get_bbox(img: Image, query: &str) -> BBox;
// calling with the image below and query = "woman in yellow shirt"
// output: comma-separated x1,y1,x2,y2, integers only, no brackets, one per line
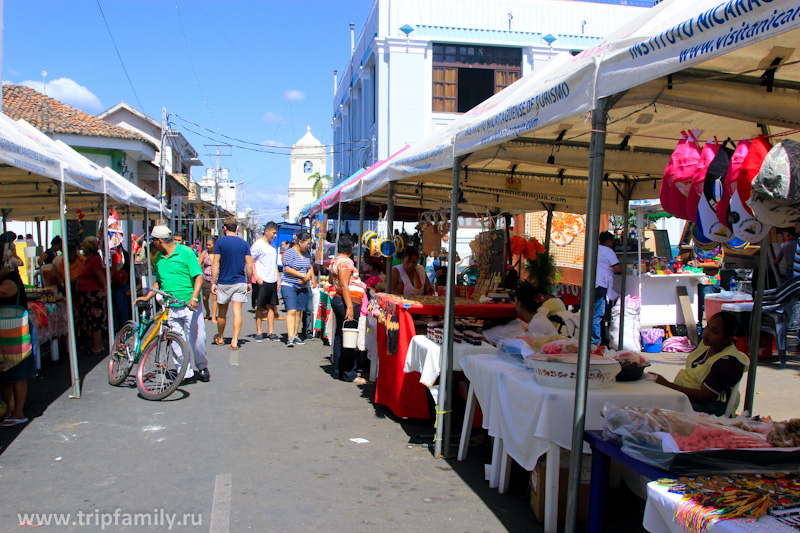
652,311,748,415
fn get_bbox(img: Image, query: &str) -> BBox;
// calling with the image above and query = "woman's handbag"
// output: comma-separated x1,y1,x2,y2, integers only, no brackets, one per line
0,285,32,368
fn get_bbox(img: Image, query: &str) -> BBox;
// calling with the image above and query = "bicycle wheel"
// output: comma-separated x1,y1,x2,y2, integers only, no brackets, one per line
135,331,190,400
108,321,137,386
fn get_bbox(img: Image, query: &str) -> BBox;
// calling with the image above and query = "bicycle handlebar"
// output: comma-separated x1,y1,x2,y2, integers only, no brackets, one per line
142,287,190,308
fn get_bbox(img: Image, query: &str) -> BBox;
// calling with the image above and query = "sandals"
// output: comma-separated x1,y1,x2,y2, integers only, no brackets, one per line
0,417,28,427
213,335,225,346
229,345,239,351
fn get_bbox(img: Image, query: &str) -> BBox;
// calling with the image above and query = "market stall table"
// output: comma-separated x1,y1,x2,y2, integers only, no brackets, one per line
373,294,517,419
457,353,693,533
405,334,491,387
27,300,68,369
644,481,794,533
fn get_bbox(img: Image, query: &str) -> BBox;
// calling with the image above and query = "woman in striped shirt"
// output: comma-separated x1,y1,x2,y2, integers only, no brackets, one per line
330,234,367,384
280,232,313,347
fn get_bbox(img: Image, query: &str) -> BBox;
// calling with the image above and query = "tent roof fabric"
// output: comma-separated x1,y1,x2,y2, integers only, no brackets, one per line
332,0,800,218
2,85,155,147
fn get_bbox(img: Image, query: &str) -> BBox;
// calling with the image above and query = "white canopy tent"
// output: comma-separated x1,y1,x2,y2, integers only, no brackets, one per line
0,112,168,399
328,0,800,527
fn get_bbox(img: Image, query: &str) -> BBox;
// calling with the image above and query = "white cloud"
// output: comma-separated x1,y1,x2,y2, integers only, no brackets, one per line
262,111,288,124
18,78,104,114
260,140,289,148
284,89,305,102
8,69,20,77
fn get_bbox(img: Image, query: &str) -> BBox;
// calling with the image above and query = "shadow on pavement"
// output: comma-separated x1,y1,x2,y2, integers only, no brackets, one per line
0,342,106,456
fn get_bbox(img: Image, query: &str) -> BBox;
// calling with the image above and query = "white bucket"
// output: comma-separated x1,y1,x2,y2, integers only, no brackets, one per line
342,320,359,349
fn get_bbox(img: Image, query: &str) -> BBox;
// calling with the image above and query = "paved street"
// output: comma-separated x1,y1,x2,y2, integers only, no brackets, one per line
0,316,541,532
3,315,798,532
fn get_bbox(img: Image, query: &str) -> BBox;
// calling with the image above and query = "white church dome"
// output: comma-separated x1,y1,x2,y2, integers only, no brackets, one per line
294,125,322,148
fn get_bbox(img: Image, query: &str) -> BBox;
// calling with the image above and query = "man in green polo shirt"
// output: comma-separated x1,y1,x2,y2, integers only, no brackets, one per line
135,226,209,385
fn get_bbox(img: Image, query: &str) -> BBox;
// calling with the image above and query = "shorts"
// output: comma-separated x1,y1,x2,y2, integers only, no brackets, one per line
256,282,279,308
0,352,37,383
281,285,308,311
216,282,249,305
202,279,212,296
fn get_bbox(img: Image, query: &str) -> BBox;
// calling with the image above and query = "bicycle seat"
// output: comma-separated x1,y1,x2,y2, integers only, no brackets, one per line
136,301,151,308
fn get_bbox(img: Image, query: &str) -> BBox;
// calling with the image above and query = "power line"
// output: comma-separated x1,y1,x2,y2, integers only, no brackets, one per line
168,121,376,157
169,113,371,150
96,0,144,111
175,2,222,132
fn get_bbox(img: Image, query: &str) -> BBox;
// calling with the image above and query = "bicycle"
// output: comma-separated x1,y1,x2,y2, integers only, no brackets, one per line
107,289,192,401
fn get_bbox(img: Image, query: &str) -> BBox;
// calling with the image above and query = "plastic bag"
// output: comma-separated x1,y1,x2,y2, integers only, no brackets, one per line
749,139,800,227
496,337,534,359
608,296,641,351
527,307,558,337
641,328,665,344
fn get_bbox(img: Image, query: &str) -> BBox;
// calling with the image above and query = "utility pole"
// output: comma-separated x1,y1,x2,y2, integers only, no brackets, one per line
204,145,231,236
159,107,168,224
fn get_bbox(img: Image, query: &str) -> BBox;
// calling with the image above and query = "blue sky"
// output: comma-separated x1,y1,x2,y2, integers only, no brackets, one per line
3,0,373,222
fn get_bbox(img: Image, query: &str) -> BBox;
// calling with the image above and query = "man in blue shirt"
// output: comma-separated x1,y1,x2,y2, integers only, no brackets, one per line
211,217,253,350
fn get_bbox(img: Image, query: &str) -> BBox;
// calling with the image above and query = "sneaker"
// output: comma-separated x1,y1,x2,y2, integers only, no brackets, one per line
254,333,264,343
293,336,306,346
197,368,210,382
267,333,280,342
286,337,294,348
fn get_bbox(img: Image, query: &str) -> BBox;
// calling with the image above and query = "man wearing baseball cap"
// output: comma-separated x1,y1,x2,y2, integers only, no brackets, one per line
135,225,209,385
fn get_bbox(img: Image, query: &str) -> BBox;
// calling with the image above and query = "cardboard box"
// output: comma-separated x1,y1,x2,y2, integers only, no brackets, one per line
530,451,590,523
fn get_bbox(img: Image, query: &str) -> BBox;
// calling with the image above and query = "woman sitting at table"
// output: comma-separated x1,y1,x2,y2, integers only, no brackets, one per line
652,311,748,416
482,282,553,346
391,246,434,297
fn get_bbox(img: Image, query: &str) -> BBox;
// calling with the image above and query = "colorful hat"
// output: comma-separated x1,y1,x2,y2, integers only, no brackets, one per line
685,140,720,223
730,135,771,242
696,143,733,242
660,132,701,220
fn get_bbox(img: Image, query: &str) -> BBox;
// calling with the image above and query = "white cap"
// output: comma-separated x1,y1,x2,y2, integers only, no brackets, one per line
149,226,172,240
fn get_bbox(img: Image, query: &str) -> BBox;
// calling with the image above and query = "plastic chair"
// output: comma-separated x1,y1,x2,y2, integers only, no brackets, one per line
758,276,800,367
723,382,741,418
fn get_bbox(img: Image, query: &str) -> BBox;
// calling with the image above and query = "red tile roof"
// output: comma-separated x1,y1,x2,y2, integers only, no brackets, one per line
2,85,155,147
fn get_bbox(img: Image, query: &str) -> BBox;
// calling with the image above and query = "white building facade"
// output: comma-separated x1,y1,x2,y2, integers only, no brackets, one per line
200,168,239,220
332,0,651,185
288,126,328,223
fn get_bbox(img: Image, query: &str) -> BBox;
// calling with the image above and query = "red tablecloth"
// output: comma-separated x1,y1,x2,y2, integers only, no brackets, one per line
373,294,517,419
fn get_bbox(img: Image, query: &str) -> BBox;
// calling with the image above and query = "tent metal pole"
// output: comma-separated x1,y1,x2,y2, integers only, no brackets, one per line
385,182,395,290
566,98,609,533
357,195,366,268
59,166,81,398
618,185,632,348
544,205,554,253
36,220,42,250
144,209,153,314
102,191,115,352
435,155,462,458
744,235,769,412
126,209,136,323
335,202,343,256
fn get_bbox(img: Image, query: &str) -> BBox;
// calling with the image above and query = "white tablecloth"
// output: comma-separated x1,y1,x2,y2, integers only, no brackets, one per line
404,335,491,386
460,354,693,471
644,482,794,533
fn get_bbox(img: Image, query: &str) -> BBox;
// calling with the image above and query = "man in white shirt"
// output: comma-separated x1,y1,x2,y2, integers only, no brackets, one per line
251,222,280,342
594,231,621,346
